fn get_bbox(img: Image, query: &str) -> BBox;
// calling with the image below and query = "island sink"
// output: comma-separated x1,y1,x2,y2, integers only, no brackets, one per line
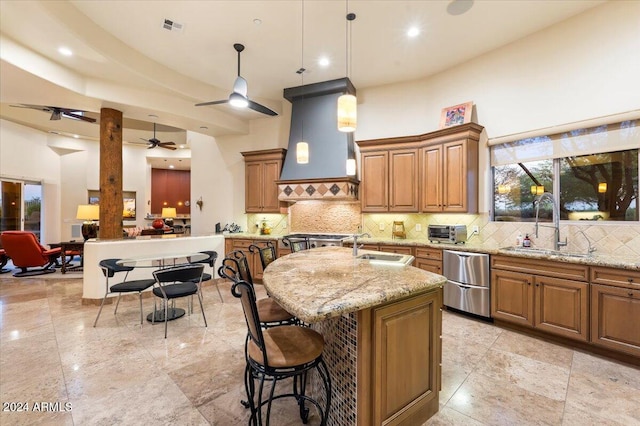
357,252,415,265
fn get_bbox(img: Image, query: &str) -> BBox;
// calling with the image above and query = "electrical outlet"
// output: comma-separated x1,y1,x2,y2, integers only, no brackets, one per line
472,225,479,234
282,223,287,229
416,224,422,232
379,222,385,231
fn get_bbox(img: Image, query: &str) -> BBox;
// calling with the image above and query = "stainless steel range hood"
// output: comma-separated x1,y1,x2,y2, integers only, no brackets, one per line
277,78,359,202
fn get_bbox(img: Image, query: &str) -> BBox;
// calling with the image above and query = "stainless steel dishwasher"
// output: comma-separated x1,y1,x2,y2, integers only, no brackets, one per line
443,250,491,318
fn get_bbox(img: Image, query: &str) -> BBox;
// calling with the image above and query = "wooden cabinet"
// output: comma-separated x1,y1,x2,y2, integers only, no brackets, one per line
378,245,414,255
491,255,589,342
415,248,442,274
358,123,482,214
420,139,478,213
360,149,418,212
241,149,286,213
358,288,442,426
224,238,277,283
590,267,640,357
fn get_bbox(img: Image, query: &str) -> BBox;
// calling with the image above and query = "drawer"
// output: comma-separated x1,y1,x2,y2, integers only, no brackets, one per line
231,238,254,249
415,247,442,261
492,255,589,282
591,267,640,290
378,245,414,255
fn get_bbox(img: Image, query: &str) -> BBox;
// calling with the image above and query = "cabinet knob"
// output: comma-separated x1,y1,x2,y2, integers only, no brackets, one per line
628,278,634,283
535,283,540,287
629,292,634,297
527,281,531,286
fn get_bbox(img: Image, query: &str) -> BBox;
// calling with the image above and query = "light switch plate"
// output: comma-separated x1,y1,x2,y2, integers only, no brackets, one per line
379,222,385,231
416,224,422,232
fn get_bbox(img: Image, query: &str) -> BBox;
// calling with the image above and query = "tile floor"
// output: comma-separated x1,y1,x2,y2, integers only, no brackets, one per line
1,274,639,425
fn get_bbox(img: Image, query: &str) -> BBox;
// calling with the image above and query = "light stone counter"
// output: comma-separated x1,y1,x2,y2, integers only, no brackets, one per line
262,246,446,323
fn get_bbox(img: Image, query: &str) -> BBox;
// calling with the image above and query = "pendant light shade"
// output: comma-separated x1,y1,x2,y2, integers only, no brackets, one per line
337,9,357,132
296,141,309,164
346,158,356,175
337,94,357,133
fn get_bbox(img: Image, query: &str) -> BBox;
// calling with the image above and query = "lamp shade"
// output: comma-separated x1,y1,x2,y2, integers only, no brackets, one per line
296,142,309,164
337,94,357,132
76,204,99,221
161,207,177,218
598,182,607,193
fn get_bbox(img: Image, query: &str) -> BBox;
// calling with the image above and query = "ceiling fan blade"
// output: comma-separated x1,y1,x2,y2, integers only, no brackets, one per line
247,100,278,116
159,143,177,151
158,141,176,146
232,76,248,97
195,99,228,107
60,110,96,123
11,104,51,112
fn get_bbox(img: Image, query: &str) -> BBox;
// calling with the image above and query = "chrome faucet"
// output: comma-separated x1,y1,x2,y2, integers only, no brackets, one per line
534,192,567,252
352,233,371,256
576,229,597,256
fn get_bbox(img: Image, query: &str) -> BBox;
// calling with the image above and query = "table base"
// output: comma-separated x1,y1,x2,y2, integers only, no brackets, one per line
147,307,186,323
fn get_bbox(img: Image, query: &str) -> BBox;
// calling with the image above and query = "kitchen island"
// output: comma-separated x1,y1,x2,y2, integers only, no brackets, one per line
262,246,446,426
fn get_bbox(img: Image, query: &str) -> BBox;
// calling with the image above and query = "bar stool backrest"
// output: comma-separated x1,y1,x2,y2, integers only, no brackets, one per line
231,279,269,367
282,236,310,253
248,241,276,270
222,250,253,284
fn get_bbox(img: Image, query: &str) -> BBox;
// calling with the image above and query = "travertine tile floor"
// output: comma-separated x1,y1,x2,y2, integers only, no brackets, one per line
1,274,639,425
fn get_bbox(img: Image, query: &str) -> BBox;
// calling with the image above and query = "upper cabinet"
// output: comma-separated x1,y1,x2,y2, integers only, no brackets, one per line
358,123,483,214
241,149,287,213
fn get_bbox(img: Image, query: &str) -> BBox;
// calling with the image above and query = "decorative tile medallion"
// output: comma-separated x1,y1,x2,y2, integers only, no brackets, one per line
278,179,359,202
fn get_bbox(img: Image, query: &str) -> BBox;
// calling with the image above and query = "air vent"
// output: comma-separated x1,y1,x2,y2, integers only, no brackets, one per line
162,19,184,32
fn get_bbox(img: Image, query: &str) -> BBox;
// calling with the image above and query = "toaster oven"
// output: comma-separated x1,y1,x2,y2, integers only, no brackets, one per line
428,225,468,244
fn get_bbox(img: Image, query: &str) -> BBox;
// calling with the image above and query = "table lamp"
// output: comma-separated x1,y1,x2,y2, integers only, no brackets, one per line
161,207,177,227
77,204,99,240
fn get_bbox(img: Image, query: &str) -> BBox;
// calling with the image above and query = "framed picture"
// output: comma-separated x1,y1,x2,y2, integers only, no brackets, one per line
88,190,136,220
439,102,473,128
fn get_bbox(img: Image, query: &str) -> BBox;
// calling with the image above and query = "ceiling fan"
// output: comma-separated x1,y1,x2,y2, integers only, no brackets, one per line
10,104,96,123
136,123,177,150
195,43,277,116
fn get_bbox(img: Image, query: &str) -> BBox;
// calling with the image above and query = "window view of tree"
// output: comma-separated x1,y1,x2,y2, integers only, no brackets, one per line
560,149,638,221
494,160,553,221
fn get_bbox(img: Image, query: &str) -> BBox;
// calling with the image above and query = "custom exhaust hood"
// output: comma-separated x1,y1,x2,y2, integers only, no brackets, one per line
277,78,359,202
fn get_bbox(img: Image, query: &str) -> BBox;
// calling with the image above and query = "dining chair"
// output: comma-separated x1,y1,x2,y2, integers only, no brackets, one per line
189,250,223,303
94,258,156,326
219,250,296,328
152,263,206,338
230,278,332,425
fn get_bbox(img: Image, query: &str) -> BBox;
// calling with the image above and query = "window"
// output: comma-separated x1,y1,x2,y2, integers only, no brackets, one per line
491,120,639,222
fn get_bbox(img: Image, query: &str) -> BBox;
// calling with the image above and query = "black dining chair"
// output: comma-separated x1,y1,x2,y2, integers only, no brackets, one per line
230,278,332,425
151,263,207,338
93,258,156,327
281,236,311,253
219,250,296,328
189,250,222,303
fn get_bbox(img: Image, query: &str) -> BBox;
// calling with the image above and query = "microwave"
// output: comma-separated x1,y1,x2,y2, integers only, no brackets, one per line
428,225,467,244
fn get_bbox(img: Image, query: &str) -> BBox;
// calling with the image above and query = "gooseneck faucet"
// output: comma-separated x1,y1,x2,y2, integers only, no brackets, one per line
534,192,567,252
352,233,371,256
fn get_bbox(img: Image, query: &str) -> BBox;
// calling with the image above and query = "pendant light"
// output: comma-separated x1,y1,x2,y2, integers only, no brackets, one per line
337,6,357,133
296,0,309,164
346,158,356,176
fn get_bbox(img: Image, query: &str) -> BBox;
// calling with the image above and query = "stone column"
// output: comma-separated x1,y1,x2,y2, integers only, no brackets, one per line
99,108,123,239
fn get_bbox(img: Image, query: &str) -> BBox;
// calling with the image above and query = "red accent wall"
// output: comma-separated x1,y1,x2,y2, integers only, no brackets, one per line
151,169,191,215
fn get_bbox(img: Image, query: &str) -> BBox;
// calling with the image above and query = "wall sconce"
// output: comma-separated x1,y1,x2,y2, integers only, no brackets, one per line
530,185,544,195
598,182,607,193
196,197,204,211
497,184,510,194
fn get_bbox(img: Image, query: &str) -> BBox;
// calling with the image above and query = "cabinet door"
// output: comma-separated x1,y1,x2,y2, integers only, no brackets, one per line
415,259,442,274
420,145,442,212
262,160,282,213
245,162,263,213
371,290,441,426
442,140,467,212
591,284,640,357
491,269,534,326
389,149,419,212
534,276,589,341
361,151,389,212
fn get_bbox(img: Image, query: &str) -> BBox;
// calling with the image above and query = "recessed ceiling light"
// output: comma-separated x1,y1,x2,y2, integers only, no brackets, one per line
148,114,158,118
318,57,330,67
179,145,185,149
447,0,474,16
199,126,208,129
73,134,79,138
407,27,420,38
169,164,175,169
58,47,73,56
253,18,262,25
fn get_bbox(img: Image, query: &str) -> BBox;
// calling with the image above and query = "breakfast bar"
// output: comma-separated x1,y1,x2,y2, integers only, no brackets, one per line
262,246,446,426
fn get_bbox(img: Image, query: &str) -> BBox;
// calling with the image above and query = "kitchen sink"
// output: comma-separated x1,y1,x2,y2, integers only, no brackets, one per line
501,246,592,258
356,253,415,266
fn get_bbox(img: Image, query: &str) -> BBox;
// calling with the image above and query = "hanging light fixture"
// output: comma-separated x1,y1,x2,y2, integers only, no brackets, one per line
337,5,357,133
346,158,356,176
296,0,309,164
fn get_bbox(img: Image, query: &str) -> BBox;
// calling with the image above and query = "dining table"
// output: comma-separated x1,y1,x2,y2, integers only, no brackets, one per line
116,252,209,323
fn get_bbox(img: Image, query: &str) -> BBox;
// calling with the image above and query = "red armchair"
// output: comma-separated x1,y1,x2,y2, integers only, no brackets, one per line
0,249,9,273
0,231,62,277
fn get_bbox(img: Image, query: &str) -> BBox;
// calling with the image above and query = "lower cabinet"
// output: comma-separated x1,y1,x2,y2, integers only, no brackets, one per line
414,247,442,274
358,288,442,426
491,256,589,342
224,238,276,283
590,267,640,357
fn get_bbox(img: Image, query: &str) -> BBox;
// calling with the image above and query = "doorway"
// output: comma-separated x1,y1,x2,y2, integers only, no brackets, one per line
0,179,43,240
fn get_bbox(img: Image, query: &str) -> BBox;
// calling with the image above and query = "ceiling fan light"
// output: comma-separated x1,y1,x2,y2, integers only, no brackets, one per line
229,92,249,108
337,94,357,132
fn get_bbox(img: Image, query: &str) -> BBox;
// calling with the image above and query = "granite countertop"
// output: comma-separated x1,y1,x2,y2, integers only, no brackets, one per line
262,246,446,323
225,233,639,271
